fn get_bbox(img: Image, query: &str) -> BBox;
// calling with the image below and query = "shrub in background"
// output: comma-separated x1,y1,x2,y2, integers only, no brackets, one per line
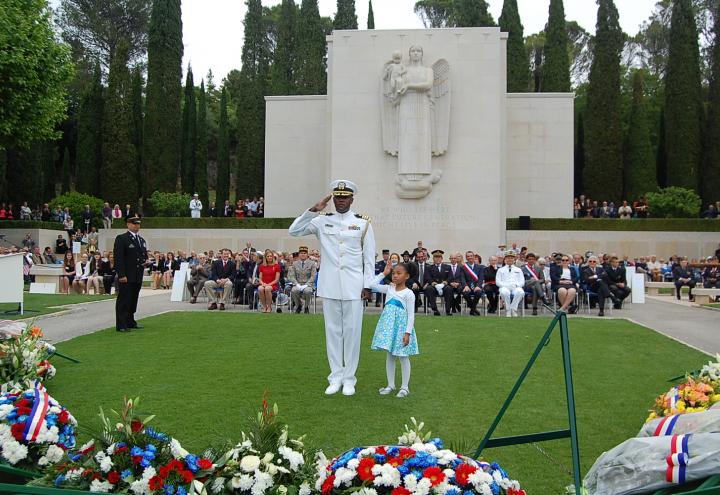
49,192,105,227
645,187,702,218
146,191,191,217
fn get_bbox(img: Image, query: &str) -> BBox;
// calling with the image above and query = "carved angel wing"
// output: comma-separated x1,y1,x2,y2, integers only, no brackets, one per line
380,61,399,156
431,59,451,156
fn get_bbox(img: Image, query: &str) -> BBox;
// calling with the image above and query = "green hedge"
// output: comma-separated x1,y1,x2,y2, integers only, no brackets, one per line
138,217,295,229
0,220,65,230
506,218,720,232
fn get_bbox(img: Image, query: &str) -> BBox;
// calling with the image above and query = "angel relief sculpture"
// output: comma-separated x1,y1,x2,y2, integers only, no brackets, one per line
381,45,451,199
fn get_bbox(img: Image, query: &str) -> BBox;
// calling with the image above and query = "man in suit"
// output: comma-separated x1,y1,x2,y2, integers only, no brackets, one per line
411,241,424,260
605,256,631,309
113,215,149,332
187,253,211,304
423,249,452,316
204,248,236,310
461,250,484,316
521,252,546,316
672,257,696,301
409,249,429,311
374,249,390,307
289,246,317,313
581,255,615,316
483,256,500,313
446,252,466,314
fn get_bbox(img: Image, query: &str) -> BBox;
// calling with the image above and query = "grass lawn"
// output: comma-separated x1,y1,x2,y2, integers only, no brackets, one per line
703,302,720,309
47,313,707,494
0,293,113,320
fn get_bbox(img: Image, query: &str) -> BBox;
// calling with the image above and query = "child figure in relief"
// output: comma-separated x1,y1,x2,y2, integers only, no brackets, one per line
384,50,406,104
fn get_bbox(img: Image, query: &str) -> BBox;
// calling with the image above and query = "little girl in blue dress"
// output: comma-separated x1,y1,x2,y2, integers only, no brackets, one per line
370,259,419,398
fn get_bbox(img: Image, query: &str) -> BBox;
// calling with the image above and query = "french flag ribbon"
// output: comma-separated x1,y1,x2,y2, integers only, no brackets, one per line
666,388,681,409
653,415,680,436
665,434,691,484
22,383,50,442
463,263,479,282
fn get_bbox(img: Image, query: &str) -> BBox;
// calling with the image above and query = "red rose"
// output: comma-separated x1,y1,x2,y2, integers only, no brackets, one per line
130,420,143,433
10,422,25,441
15,399,30,408
170,460,185,471
197,459,213,470
58,410,70,424
16,406,31,416
132,455,143,465
107,472,121,484
321,475,335,495
357,457,376,481
181,470,194,484
391,488,411,495
149,476,164,491
454,463,478,486
422,467,445,486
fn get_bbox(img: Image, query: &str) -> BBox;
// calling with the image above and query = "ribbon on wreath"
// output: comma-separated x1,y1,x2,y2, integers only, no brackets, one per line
665,434,691,484
654,414,680,436
666,387,681,410
22,382,50,442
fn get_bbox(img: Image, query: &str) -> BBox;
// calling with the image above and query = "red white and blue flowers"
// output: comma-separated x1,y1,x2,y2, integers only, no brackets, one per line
0,321,57,392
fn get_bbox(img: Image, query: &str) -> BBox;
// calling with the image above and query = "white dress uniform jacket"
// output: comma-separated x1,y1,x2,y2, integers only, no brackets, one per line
496,264,525,289
189,199,202,218
289,209,376,300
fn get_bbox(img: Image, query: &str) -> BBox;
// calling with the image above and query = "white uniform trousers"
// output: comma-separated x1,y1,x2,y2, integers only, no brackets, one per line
191,210,201,218
499,287,525,312
322,298,364,387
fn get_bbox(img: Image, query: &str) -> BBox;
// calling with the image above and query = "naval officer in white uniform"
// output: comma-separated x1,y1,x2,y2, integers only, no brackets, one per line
289,179,376,396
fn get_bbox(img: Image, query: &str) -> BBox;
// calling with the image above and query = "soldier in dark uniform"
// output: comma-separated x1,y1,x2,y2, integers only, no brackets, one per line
114,215,148,332
374,249,390,307
423,250,452,316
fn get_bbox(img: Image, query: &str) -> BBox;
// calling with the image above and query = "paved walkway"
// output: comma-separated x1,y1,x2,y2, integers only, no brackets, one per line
19,290,720,355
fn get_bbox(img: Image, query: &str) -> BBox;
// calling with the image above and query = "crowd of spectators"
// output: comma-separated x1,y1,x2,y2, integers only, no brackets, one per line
573,195,720,219
191,197,265,218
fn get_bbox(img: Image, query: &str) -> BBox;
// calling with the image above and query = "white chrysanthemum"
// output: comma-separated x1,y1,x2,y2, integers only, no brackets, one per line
129,479,150,495
333,467,356,487
478,485,492,495
433,481,452,495
468,471,493,491
404,474,418,492
90,480,113,493
48,405,61,414
358,488,377,495
442,469,454,480
170,438,189,458
44,444,64,464
35,425,59,444
3,441,29,464
433,450,457,465
371,464,401,488
278,446,304,471
346,458,359,470
0,404,13,420
38,455,50,466
0,423,11,438
359,447,376,456
414,477,432,495
65,468,85,481
210,478,226,494
299,482,311,495
251,471,274,495
232,474,254,490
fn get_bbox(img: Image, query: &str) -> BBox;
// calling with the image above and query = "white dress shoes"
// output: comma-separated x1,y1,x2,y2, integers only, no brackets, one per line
325,383,341,395
342,384,356,396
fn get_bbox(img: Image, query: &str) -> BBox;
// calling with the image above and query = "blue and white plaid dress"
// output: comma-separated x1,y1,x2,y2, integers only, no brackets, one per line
369,275,419,357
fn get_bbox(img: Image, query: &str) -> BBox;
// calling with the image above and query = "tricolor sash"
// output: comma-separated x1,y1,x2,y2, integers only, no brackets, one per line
23,383,50,442
463,263,479,283
654,415,680,436
666,434,690,484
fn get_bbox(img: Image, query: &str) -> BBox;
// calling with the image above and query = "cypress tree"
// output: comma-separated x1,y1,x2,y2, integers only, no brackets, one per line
101,41,138,206
216,86,230,206
625,70,658,200
574,112,585,195
61,147,71,193
236,0,269,198
583,0,624,202
664,0,702,190
499,0,529,92
367,0,374,29
196,80,209,209
270,0,298,95
42,142,57,200
656,107,668,188
453,0,494,27
130,68,144,199
75,63,103,195
144,0,183,197
542,0,571,92
296,0,327,94
181,66,197,193
6,145,42,204
334,0,358,30
702,11,720,204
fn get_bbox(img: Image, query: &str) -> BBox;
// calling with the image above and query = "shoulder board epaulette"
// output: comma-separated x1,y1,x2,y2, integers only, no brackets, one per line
355,213,370,220
319,212,334,216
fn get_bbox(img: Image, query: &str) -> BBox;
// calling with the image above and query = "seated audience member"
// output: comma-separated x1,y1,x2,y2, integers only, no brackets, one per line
607,201,618,218
550,254,579,313
401,250,412,264
73,253,91,294
411,240,424,260
42,247,57,264
461,250,484,316
63,215,75,236
56,235,68,255
112,204,122,225
581,255,616,316
87,252,105,294
222,200,233,217
60,251,76,294
258,249,281,313
605,256,631,308
409,249,429,312
634,196,649,218
19,201,31,220
647,255,662,281
30,246,44,266
445,252,466,314
231,252,249,303
423,250,452,316
101,251,117,295
150,252,164,289
496,250,525,317
235,200,247,218
522,252,546,315
288,246,317,313
244,251,262,308
701,204,719,219
589,201,602,218
702,260,720,289
187,253,211,303
618,200,633,219
483,255,500,313
672,257,696,301
635,256,649,277
204,248,236,310
162,252,179,289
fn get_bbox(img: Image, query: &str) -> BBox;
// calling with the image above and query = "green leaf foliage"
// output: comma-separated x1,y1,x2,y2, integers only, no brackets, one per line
137,216,295,229
452,0,494,27
143,0,183,196
216,87,230,206
334,0,358,30
196,81,209,209
181,66,197,193
296,0,327,94
130,68,144,199
664,0,702,191
646,186,702,218
583,0,624,202
499,0,529,92
75,64,104,195
624,71,658,200
49,191,105,225
367,0,375,29
505,216,719,231
542,0,571,92
270,0,298,95
0,0,74,149
702,10,720,205
146,191,192,217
